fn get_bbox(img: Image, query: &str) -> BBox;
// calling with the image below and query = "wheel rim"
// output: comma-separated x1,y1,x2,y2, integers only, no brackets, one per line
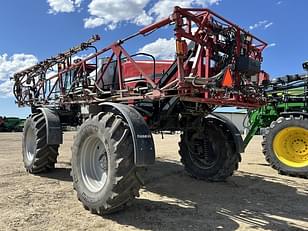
188,133,219,169
25,126,36,162
273,127,308,168
80,135,108,193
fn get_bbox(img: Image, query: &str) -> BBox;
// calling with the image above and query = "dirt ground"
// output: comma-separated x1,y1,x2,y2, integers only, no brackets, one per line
0,132,307,231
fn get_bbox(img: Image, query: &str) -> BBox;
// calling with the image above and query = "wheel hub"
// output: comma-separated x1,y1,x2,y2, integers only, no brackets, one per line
188,132,218,169
98,154,108,172
273,127,308,168
25,126,36,162
80,135,108,193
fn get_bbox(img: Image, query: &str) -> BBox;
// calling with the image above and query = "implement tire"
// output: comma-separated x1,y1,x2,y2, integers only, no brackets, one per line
71,112,142,215
179,119,241,182
22,113,59,173
262,116,308,178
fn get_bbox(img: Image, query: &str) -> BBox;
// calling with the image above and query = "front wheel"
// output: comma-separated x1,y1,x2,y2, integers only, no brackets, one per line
71,112,142,215
179,119,241,182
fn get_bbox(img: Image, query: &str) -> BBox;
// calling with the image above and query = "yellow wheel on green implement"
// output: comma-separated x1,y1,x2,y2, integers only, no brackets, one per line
273,127,308,168
262,116,308,178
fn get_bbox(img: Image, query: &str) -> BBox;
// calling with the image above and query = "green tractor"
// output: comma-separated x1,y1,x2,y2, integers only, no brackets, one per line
244,61,308,178
0,116,25,132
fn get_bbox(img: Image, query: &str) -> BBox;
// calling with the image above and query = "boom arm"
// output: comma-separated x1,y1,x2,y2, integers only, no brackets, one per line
13,7,268,110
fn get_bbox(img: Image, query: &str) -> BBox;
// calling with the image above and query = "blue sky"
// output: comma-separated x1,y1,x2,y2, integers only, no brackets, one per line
0,0,307,118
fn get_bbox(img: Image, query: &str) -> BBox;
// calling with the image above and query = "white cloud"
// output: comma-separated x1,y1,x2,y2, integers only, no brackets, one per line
83,0,220,29
264,22,273,29
0,54,38,97
267,43,277,48
84,0,151,29
277,1,283,5
47,0,83,14
0,80,14,97
74,0,83,7
149,0,220,20
249,20,267,30
134,11,153,26
47,0,222,29
83,17,105,29
249,20,273,30
138,38,176,60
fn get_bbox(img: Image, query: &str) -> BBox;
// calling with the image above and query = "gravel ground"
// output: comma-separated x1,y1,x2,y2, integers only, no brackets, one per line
0,132,307,231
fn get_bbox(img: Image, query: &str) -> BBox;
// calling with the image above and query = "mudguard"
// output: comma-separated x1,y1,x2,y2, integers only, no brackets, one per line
101,102,155,166
38,108,63,145
207,113,244,153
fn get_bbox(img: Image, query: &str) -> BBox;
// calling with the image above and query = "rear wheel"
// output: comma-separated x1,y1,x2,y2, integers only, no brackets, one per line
179,118,241,181
71,112,142,214
22,113,59,173
262,116,308,178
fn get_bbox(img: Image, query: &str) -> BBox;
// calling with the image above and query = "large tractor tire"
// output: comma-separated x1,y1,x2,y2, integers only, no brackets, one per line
71,112,142,215
22,113,59,173
262,116,308,178
179,119,241,181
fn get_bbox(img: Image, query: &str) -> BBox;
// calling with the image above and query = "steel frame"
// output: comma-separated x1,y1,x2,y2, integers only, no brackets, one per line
13,7,267,109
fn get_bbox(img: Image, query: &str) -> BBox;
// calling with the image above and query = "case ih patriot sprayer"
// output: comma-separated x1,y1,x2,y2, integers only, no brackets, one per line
13,7,268,214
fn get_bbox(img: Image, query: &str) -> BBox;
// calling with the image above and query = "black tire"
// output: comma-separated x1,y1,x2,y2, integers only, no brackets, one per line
71,112,142,215
22,113,59,173
179,119,241,181
262,116,308,178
